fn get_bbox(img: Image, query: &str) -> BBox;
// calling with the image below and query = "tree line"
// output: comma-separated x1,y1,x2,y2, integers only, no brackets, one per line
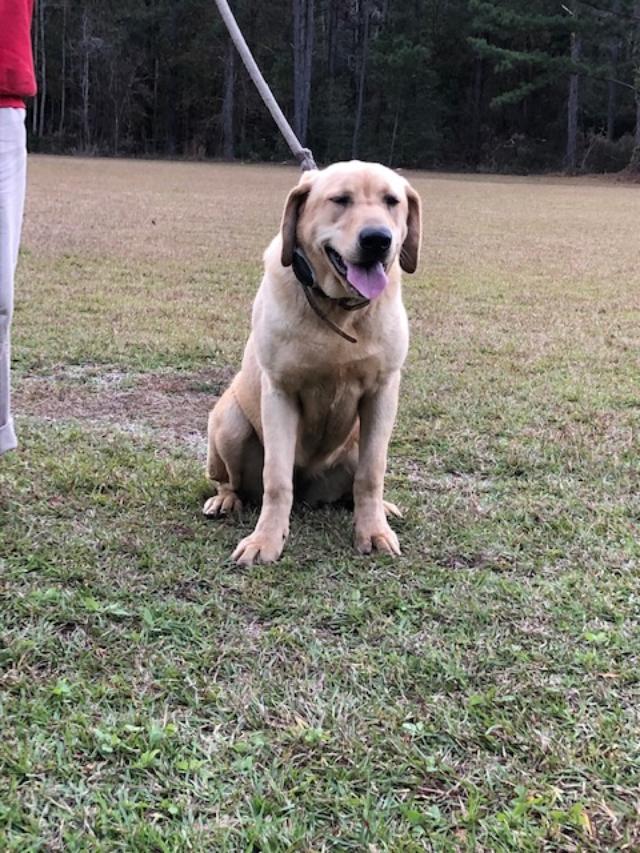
29,0,640,174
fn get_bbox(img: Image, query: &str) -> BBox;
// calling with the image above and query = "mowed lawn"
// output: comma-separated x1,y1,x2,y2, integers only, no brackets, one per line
2,155,640,850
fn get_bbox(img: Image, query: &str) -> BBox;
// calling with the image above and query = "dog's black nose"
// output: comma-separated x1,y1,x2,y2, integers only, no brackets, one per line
359,227,392,258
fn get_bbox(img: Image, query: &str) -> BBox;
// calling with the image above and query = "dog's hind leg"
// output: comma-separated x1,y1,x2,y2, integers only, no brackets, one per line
204,386,256,517
383,500,403,519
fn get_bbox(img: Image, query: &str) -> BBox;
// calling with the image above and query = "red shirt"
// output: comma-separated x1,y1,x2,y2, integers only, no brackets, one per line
0,0,36,107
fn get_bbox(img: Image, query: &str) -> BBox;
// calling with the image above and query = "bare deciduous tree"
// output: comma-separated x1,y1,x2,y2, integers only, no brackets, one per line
352,0,371,158
58,0,67,136
631,1,640,171
80,7,91,150
293,0,314,145
38,0,47,138
222,36,235,160
566,9,581,173
606,0,621,140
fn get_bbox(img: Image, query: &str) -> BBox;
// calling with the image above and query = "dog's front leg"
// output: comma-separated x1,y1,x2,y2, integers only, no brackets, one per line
354,371,402,556
232,377,299,566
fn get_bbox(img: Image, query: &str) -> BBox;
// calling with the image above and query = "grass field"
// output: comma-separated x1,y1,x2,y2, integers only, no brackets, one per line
2,155,640,850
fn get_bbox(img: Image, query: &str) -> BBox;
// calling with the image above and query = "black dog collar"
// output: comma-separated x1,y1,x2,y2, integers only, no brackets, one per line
291,247,369,344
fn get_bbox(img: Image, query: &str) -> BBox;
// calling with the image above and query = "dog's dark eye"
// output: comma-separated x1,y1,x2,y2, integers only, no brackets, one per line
330,195,352,206
385,194,400,207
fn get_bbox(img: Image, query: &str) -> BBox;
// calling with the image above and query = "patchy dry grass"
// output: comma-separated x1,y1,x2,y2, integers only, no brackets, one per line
13,366,233,459
1,156,640,850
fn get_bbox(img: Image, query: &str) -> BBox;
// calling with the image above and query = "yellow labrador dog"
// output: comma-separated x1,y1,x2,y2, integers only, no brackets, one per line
203,160,422,565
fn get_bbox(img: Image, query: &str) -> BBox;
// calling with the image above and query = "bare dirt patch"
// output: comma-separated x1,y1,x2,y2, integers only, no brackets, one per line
14,365,234,456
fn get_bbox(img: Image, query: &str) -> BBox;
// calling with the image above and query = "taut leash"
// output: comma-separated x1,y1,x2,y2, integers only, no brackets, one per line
214,2,372,345
213,0,317,172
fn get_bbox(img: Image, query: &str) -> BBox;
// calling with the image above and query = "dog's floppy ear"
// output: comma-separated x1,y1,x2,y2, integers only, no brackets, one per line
281,171,317,267
400,184,422,274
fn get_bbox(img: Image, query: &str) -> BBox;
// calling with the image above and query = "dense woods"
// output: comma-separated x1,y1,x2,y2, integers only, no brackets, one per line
28,0,640,173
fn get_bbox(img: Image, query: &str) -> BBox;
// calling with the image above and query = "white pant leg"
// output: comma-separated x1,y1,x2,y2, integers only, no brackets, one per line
0,108,27,456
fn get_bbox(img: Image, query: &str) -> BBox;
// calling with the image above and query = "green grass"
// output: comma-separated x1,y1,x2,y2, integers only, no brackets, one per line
1,158,640,849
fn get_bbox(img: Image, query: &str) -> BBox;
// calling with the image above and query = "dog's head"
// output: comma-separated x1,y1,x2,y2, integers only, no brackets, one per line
280,160,422,301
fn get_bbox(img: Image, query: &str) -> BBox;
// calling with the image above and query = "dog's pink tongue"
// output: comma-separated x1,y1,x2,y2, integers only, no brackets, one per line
346,261,388,300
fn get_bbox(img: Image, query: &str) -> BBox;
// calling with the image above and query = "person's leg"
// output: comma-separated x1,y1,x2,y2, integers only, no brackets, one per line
0,108,27,457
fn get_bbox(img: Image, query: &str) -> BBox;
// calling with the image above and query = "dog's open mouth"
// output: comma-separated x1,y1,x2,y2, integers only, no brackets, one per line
326,246,347,278
325,246,389,300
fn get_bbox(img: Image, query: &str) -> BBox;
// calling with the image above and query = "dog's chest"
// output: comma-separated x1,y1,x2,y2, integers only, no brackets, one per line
294,361,375,448
300,372,358,417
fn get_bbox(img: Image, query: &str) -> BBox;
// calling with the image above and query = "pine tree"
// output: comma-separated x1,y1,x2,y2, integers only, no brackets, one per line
470,0,587,170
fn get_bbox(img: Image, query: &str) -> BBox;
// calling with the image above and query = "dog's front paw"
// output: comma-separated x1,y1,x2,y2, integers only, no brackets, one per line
203,489,243,518
355,520,401,557
232,527,287,566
